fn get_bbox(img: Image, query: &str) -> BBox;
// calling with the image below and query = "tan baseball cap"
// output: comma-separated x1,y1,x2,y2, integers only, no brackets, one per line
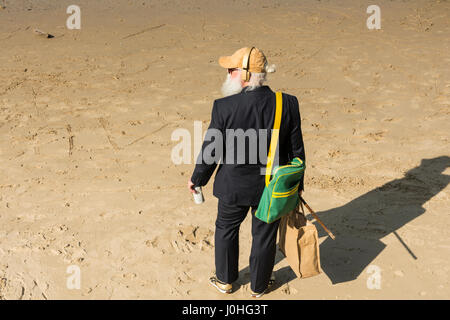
218,47,268,73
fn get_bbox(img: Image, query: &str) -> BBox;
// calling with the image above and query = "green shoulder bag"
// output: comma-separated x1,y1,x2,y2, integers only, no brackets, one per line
254,91,306,224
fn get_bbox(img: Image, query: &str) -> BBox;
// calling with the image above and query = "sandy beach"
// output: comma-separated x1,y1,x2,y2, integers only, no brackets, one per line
0,0,449,299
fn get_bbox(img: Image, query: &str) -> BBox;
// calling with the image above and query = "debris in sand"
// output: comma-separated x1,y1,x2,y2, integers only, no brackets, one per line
33,29,54,39
66,125,74,156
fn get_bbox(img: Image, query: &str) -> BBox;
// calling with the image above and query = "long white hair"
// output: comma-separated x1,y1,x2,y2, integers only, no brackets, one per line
245,62,277,91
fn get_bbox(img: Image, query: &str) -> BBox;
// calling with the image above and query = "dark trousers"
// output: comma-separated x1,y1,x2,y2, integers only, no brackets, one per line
215,200,281,293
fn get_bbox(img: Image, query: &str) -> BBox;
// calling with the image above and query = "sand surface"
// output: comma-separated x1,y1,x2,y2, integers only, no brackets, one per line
0,0,449,299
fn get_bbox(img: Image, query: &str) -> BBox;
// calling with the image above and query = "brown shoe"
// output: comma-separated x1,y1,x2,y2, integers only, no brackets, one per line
209,276,232,294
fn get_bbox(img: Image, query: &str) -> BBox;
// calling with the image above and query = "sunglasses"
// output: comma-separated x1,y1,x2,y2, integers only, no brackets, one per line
227,68,238,74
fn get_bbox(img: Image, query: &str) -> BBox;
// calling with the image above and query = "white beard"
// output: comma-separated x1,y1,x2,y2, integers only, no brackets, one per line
221,73,243,97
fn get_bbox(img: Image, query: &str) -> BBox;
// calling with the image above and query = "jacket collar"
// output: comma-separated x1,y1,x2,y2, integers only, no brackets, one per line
240,85,273,94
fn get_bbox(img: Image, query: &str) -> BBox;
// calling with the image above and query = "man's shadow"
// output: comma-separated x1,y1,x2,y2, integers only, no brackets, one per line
238,156,450,288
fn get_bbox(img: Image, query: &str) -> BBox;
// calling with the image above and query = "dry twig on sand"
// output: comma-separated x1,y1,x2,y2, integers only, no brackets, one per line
121,24,165,40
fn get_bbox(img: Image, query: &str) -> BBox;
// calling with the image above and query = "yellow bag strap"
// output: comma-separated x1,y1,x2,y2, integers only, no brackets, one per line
265,91,283,187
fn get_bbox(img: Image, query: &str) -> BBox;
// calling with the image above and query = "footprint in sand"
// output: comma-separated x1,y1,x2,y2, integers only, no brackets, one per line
364,130,387,142
170,225,214,253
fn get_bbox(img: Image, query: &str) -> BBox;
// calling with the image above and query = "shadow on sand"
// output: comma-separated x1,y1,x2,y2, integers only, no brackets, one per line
238,156,450,289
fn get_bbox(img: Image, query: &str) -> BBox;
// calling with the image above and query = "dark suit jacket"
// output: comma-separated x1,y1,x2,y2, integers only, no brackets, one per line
191,85,305,206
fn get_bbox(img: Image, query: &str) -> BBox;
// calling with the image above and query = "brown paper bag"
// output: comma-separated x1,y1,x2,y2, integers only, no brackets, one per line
278,206,322,278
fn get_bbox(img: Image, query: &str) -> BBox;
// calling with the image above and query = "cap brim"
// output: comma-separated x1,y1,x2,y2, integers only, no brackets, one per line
218,56,236,69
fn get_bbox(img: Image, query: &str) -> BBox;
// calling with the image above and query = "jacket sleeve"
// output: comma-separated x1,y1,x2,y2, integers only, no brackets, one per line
190,100,222,187
288,96,306,191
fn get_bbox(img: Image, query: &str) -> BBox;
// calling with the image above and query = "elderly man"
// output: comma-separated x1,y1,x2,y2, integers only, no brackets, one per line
188,47,305,298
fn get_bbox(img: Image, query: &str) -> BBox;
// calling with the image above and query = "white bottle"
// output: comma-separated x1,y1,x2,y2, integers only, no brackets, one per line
193,186,204,204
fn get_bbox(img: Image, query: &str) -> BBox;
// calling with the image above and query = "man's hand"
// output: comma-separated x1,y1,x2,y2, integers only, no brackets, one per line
188,180,196,194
